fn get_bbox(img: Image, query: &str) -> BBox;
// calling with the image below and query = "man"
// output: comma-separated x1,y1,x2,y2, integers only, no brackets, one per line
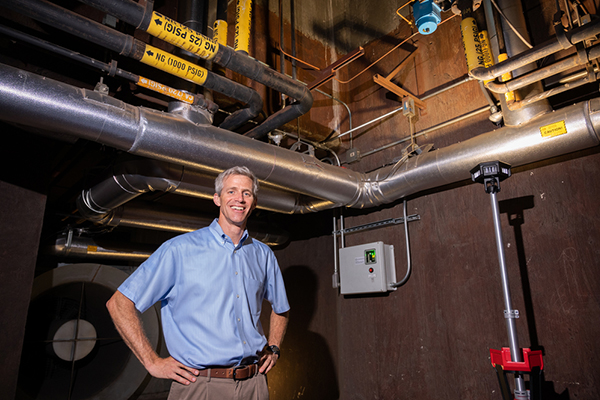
107,166,290,400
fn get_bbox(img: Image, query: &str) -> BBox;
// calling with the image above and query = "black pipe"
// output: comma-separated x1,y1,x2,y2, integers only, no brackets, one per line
216,0,228,22
178,0,209,35
3,0,262,128
0,24,138,82
471,18,600,81
76,0,313,138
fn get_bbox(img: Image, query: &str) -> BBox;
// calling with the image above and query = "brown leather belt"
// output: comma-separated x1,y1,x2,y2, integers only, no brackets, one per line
197,364,258,380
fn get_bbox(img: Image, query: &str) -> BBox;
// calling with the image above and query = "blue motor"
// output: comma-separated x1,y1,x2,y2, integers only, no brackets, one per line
413,0,442,35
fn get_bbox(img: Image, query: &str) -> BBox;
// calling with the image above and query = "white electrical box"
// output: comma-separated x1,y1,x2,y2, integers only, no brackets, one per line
339,242,397,294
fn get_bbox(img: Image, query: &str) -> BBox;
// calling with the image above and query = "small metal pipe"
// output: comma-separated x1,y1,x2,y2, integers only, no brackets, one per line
486,44,600,94
332,106,404,141
315,87,353,130
470,18,600,81
421,75,474,101
361,106,491,158
389,199,412,288
508,72,598,110
340,211,346,248
489,190,526,394
332,75,475,143
332,212,339,289
0,24,136,82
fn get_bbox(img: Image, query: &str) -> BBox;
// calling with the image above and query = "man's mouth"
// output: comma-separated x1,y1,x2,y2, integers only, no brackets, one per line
231,206,245,211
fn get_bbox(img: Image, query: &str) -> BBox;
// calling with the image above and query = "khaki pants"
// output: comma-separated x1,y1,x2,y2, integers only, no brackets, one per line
167,372,269,400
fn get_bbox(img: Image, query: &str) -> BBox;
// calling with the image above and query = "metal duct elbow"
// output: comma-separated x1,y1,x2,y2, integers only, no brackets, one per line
76,161,184,219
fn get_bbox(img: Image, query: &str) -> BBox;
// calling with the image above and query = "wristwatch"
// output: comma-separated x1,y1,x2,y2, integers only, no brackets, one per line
267,345,280,357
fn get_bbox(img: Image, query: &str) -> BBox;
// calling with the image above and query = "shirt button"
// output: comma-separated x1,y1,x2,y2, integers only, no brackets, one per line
235,271,238,275
238,318,241,322
237,295,240,298
243,341,246,344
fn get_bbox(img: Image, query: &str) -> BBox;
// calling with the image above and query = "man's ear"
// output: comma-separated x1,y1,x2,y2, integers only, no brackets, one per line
213,192,221,207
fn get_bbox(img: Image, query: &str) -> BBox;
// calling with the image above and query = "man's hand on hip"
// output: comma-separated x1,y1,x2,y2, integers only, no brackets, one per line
147,356,200,385
258,350,279,374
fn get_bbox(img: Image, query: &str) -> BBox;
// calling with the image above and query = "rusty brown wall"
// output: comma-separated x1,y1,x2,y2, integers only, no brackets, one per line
264,1,600,399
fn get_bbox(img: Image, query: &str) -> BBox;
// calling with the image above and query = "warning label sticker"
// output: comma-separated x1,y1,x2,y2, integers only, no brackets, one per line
540,121,567,138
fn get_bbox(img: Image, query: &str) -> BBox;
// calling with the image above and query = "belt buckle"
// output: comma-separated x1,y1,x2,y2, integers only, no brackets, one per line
232,365,245,380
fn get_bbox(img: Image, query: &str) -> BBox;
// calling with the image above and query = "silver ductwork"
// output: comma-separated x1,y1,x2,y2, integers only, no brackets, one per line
48,233,156,261
76,159,310,215
1,62,599,212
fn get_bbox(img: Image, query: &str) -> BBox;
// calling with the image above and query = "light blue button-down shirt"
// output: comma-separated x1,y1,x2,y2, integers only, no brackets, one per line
118,219,290,369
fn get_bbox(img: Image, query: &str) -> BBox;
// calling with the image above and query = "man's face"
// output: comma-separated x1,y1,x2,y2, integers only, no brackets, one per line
213,174,256,229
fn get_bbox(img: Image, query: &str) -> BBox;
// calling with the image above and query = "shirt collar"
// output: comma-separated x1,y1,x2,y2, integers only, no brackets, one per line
209,218,249,247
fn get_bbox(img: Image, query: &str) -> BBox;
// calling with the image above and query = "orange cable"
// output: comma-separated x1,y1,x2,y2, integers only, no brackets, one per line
396,0,415,26
278,0,321,71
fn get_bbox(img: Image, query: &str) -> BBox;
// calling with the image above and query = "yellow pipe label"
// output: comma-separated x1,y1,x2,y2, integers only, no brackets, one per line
540,121,567,138
498,53,515,103
137,76,195,104
234,0,252,53
213,19,228,46
478,31,494,68
479,31,494,84
147,12,218,60
460,17,484,72
140,44,208,85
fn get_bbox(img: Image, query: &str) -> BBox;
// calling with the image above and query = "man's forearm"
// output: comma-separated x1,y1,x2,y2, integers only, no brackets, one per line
106,291,159,368
107,291,200,384
268,310,289,347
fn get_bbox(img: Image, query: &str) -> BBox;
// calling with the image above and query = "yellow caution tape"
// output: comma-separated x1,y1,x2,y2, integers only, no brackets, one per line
540,121,567,138
140,44,208,86
137,76,195,104
146,11,218,60
234,0,252,54
213,19,228,46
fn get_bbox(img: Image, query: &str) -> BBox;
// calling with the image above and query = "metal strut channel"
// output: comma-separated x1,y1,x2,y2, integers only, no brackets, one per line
333,214,420,236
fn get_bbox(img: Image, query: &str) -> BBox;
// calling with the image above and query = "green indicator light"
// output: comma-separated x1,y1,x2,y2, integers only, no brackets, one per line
365,249,376,264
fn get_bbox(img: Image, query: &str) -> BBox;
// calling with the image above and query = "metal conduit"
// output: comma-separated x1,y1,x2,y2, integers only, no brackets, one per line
2,0,262,131
486,43,600,94
470,18,600,81
76,0,314,139
1,63,600,212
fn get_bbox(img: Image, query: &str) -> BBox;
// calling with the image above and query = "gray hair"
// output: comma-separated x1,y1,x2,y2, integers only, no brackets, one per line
215,166,259,196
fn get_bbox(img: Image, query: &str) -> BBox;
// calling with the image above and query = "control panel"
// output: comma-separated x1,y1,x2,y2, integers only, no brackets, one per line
339,242,397,294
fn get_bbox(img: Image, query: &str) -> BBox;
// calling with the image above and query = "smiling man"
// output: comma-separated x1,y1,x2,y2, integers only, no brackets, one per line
107,166,290,400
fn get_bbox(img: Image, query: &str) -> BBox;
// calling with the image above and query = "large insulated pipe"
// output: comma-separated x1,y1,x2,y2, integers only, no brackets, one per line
74,0,313,139
2,0,262,131
75,160,306,215
1,63,599,211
